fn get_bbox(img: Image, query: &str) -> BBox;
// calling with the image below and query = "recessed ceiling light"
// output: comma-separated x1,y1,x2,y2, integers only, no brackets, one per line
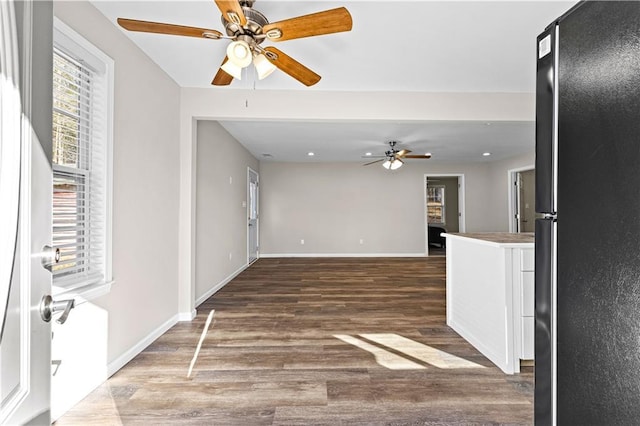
485,122,492,126
483,152,491,156
365,152,372,156
308,152,315,156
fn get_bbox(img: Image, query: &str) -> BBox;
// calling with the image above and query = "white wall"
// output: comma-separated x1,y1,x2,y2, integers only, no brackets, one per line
487,151,536,232
259,152,535,256
260,162,426,255
195,121,259,303
260,160,496,256
53,1,180,417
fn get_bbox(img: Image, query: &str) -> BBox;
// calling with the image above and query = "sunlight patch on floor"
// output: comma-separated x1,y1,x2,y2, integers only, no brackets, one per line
187,309,215,378
360,333,484,369
334,334,426,370
334,333,485,370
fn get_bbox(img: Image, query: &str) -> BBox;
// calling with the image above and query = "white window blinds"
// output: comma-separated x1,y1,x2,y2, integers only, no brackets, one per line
52,48,108,290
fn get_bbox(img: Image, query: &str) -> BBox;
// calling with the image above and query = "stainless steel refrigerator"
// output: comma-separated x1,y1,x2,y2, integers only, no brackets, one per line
535,1,640,424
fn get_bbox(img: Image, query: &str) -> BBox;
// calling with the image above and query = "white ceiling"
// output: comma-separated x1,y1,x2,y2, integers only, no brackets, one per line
91,0,576,162
217,120,535,163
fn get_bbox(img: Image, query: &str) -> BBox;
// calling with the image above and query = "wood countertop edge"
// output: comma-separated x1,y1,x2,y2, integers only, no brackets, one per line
442,232,535,248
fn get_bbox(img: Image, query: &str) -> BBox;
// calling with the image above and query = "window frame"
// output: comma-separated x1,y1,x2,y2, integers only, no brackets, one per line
427,185,446,226
52,18,114,301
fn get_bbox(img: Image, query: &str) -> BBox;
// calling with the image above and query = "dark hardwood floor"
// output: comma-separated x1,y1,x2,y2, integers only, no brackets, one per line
56,257,533,425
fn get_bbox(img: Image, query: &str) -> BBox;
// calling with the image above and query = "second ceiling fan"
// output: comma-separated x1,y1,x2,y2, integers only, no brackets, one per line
364,141,432,170
117,0,353,87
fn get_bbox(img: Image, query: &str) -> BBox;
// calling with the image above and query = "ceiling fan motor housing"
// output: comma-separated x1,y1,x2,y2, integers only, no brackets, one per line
222,6,269,42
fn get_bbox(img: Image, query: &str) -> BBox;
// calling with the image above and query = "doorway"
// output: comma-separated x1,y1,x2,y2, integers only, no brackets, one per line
247,168,259,264
509,167,535,233
424,174,465,256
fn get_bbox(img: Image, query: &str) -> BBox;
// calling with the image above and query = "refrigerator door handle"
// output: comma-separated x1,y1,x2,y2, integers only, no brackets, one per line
535,28,557,215
535,217,555,426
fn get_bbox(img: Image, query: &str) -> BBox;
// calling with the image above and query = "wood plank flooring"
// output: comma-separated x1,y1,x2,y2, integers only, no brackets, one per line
56,257,533,425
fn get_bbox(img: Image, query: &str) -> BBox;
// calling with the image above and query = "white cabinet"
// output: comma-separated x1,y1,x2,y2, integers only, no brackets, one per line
521,272,535,316
522,317,535,359
519,253,535,360
521,248,535,271
444,233,535,374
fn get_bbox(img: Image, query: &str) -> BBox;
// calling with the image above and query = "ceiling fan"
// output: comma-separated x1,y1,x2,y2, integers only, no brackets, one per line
117,0,353,87
363,141,432,170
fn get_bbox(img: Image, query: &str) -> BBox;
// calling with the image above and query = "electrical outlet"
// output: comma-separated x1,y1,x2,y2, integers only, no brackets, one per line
359,239,364,245
300,239,305,245
229,252,233,260
229,176,233,184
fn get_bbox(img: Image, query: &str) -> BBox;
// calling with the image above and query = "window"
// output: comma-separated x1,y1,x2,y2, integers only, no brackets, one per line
52,19,113,295
427,186,445,225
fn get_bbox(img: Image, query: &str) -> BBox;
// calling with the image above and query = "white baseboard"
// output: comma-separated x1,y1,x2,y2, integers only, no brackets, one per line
105,264,250,380
259,253,427,258
195,262,248,307
177,309,197,321
106,314,179,377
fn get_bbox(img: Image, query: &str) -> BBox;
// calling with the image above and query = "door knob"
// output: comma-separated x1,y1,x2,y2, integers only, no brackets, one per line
40,295,75,324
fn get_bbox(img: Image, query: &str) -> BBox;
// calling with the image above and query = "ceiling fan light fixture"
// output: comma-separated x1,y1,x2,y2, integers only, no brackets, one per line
221,60,243,80
390,158,404,170
253,53,277,80
226,40,252,67
383,157,403,170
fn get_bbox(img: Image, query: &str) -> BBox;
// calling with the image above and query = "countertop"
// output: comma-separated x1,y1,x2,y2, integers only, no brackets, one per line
443,232,534,247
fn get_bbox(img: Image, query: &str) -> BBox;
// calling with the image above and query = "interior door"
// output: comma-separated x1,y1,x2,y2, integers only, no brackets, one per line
248,168,259,263
520,170,536,233
516,172,524,232
513,170,536,233
0,1,53,424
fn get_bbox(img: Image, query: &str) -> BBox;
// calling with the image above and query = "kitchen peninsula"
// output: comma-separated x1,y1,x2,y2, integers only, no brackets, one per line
443,232,535,374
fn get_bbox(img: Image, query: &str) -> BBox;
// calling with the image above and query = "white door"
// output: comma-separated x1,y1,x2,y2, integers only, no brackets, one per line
1,1,53,424
516,172,524,233
248,168,259,263
513,170,535,233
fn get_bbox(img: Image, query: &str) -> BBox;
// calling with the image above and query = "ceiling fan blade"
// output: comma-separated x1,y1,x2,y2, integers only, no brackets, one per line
404,154,432,159
363,159,385,166
212,56,233,86
263,7,353,42
215,0,247,26
117,18,222,39
263,46,321,87
396,149,412,158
